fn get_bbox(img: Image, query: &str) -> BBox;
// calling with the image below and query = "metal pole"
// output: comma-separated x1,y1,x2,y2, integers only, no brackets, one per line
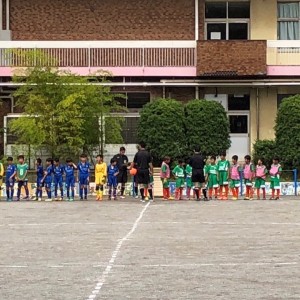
293,169,298,196
239,170,243,196
6,0,9,30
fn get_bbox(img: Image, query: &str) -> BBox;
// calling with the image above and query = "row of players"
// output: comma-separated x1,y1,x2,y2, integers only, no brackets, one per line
161,153,282,201
0,154,123,202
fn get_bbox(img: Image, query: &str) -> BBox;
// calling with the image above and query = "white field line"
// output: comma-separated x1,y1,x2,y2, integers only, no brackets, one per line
86,202,151,300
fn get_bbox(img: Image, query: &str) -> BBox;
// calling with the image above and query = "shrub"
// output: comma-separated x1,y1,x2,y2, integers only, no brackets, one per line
252,139,277,169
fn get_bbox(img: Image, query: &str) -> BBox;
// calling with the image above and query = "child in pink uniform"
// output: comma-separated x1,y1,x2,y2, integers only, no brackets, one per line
230,155,240,200
255,159,268,200
243,155,255,200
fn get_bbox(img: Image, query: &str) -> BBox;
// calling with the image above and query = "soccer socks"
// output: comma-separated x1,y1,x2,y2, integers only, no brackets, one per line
36,188,39,198
84,187,88,198
257,189,260,199
6,189,9,199
262,188,266,199
194,188,200,200
276,189,280,199
214,188,218,198
140,188,145,199
10,189,14,199
235,187,239,198
79,188,83,199
208,188,213,198
71,189,75,199
67,188,70,199
187,187,191,199
113,187,117,198
271,189,275,199
134,186,138,196
60,189,64,198
224,186,229,199
148,189,153,199
54,187,58,198
47,190,51,199
17,188,21,199
121,186,125,196
231,188,236,198
202,188,207,199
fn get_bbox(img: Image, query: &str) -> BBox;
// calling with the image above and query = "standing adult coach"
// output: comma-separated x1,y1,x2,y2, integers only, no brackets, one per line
113,147,129,199
132,142,153,201
190,146,207,201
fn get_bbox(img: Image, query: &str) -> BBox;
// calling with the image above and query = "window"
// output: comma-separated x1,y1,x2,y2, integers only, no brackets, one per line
121,117,140,144
228,94,250,110
278,2,300,40
229,115,248,134
114,92,150,111
277,93,296,107
205,1,250,40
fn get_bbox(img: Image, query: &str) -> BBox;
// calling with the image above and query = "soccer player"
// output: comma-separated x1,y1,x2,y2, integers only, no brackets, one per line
16,155,29,201
5,157,16,202
77,154,90,200
217,152,230,200
173,159,185,201
160,156,172,200
53,158,64,201
65,159,77,202
42,158,54,202
107,158,119,200
243,155,255,200
35,158,44,201
230,155,241,201
113,147,129,199
185,159,193,200
269,157,282,200
255,159,268,200
206,156,219,200
95,155,107,201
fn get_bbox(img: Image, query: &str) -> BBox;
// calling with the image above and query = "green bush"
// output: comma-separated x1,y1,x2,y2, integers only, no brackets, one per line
137,98,187,163
252,139,277,169
185,99,231,156
275,95,300,169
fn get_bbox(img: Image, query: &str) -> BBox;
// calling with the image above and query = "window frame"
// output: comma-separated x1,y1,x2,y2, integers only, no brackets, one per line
277,1,300,40
205,1,250,40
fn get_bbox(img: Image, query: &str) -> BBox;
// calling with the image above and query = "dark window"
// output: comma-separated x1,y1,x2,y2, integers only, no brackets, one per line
229,23,248,39
228,94,250,110
114,92,150,109
121,117,140,144
207,23,226,40
228,2,250,18
229,115,248,134
6,117,18,144
277,94,296,108
205,2,227,18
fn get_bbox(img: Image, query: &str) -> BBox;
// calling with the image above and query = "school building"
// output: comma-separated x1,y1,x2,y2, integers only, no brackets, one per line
0,0,300,160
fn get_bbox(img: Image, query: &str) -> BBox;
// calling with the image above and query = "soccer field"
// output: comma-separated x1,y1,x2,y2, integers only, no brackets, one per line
0,198,300,300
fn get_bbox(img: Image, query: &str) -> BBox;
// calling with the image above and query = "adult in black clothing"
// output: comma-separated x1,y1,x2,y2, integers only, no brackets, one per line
190,146,208,201
132,142,153,201
113,147,129,198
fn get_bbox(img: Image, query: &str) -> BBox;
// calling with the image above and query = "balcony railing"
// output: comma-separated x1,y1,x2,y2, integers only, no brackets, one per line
0,41,196,68
267,40,300,66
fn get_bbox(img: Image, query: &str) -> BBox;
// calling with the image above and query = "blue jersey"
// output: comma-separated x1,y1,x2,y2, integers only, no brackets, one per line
53,165,64,178
65,165,75,178
108,165,119,177
36,165,44,179
6,164,16,179
77,162,90,177
45,165,53,182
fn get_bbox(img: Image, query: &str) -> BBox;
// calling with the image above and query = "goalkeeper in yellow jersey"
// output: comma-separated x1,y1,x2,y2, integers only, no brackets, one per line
95,155,107,201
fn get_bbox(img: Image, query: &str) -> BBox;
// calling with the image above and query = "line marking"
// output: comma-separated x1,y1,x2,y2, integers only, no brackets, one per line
86,202,151,300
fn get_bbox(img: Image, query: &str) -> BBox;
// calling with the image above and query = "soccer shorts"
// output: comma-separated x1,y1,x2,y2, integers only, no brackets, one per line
66,176,75,189
255,178,266,189
192,169,205,184
108,176,118,188
137,169,150,185
244,179,253,187
54,176,63,189
230,179,240,189
161,178,170,188
270,177,280,190
218,172,228,186
95,174,106,185
44,180,52,189
175,177,185,188
6,179,15,189
79,175,89,186
18,180,28,188
36,178,44,188
117,171,128,184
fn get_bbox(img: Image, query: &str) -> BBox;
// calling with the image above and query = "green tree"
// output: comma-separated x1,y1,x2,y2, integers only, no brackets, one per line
137,98,187,162
252,139,277,169
8,50,124,161
275,95,300,169
185,100,231,156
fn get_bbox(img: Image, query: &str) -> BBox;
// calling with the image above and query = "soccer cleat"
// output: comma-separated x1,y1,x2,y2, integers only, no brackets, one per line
275,197,280,200
269,197,275,200
69,198,74,202
120,196,125,199
145,197,149,201
134,195,139,199
232,197,238,201
58,197,63,201
45,198,52,202
6,198,10,202
54,197,58,201
38,197,42,202
168,196,174,200
23,196,29,201
204,197,209,201
16,198,20,201
244,197,249,200
80,198,83,201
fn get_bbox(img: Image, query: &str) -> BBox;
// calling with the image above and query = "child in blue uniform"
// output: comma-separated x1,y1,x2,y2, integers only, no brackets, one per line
77,154,90,200
53,158,64,201
107,158,119,200
5,157,16,201
65,158,77,201
35,158,44,201
42,158,53,202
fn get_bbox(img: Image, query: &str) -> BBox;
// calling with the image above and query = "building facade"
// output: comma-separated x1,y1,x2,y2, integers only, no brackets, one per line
0,0,300,160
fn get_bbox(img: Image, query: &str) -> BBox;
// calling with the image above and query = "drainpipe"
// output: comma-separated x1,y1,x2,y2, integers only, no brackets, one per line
6,0,9,30
195,0,199,40
195,86,199,99
0,0,3,30
256,88,260,140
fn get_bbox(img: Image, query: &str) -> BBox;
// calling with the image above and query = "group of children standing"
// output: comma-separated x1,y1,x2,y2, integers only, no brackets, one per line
160,153,283,201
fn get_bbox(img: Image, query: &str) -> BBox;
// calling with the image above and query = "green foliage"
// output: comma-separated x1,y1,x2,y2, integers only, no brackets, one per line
185,99,231,156
137,98,187,162
252,139,277,169
9,50,124,160
275,95,300,169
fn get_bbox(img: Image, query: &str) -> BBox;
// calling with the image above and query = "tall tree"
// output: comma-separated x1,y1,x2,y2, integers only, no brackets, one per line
9,50,124,161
